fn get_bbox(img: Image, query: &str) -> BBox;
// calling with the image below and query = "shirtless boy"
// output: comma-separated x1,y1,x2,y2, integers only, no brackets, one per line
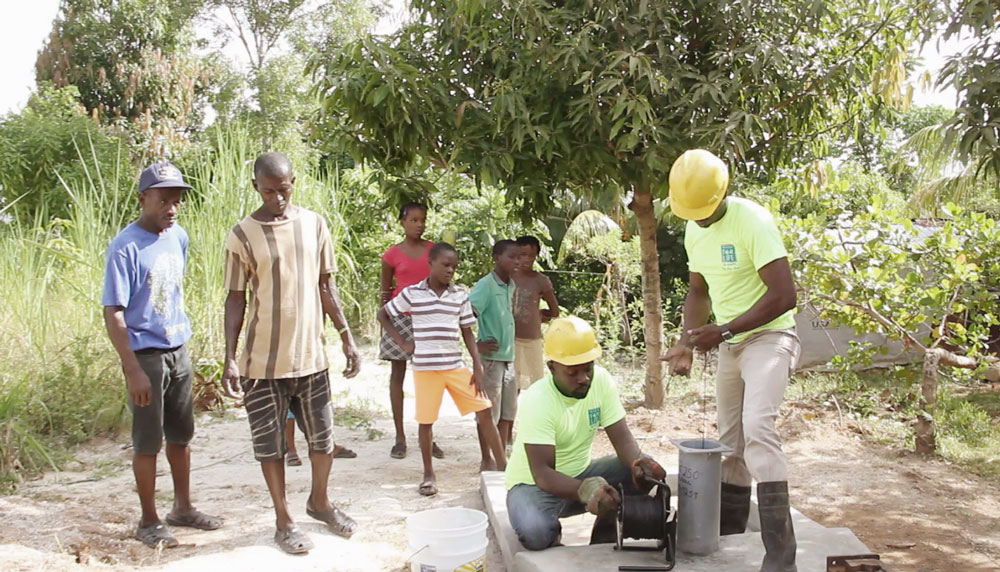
511,236,559,391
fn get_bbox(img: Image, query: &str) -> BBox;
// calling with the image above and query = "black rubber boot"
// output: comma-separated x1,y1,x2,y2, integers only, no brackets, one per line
720,482,752,535
757,481,797,572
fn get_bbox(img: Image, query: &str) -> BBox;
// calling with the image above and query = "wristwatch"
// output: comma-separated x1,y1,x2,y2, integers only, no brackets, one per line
720,324,734,341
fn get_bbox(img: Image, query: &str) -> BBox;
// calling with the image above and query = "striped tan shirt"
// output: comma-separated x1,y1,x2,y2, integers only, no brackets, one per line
386,279,476,371
224,208,335,379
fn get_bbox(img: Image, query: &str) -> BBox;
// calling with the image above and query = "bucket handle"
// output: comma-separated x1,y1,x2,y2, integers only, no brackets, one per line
405,543,431,564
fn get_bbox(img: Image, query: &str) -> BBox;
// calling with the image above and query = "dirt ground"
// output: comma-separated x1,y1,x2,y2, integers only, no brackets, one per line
1,349,998,571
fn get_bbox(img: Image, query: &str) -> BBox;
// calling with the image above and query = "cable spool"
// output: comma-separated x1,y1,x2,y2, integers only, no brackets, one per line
615,482,677,570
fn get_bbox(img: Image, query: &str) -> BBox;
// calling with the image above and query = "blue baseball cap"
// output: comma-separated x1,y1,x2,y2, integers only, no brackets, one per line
138,162,193,193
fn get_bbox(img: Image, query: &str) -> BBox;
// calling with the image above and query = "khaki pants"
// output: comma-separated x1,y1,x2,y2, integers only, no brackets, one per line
514,337,546,390
716,329,800,486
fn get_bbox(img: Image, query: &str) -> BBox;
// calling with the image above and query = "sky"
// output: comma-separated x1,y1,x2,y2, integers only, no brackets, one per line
2,1,62,114
0,2,963,116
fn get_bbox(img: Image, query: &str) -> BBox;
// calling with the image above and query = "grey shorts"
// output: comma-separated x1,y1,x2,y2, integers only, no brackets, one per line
242,370,334,462
481,359,517,425
130,345,194,455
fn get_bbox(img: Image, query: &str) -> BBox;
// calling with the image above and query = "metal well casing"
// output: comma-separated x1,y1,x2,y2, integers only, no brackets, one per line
672,438,733,556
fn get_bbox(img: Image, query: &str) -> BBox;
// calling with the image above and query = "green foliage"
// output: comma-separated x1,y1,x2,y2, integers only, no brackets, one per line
313,0,923,204
0,83,132,221
784,201,1000,365
558,214,644,352
36,0,210,155
426,174,549,284
738,161,905,219
208,0,384,153
893,106,1000,216
932,0,1000,178
332,392,387,440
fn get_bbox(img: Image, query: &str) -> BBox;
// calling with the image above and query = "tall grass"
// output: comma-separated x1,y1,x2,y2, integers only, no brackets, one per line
0,125,361,488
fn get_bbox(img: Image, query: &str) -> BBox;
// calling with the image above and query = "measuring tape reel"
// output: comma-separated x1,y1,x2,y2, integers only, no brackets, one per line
614,481,677,570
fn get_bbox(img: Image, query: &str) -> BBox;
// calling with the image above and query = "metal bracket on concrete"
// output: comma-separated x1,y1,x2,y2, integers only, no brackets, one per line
827,553,890,571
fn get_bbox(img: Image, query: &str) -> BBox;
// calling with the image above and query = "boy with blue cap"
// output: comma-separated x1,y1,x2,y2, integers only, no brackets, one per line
103,162,222,548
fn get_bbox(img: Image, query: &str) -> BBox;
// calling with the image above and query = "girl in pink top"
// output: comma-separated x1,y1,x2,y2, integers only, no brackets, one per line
379,202,442,459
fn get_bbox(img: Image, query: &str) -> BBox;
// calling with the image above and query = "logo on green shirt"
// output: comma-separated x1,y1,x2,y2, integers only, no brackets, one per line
721,244,737,268
588,407,601,427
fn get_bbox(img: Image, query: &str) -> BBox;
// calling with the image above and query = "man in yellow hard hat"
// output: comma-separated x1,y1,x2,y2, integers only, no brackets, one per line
504,316,666,550
662,149,800,572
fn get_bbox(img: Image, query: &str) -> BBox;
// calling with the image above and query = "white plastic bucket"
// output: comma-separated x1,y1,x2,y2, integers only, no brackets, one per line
406,508,488,572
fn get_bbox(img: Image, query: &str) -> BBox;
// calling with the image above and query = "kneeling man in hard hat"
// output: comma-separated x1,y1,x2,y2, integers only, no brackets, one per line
504,316,666,550
663,149,800,572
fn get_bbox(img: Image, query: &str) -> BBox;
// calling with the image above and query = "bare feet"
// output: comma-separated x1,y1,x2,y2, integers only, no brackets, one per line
480,458,497,472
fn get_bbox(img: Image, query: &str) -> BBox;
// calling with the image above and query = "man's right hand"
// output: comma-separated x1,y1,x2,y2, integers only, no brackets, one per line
577,476,621,516
221,359,243,399
476,339,499,355
661,343,694,376
401,339,416,355
125,367,153,407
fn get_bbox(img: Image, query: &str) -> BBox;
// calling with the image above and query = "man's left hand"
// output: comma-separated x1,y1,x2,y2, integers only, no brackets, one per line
688,324,724,352
342,339,360,378
631,457,667,492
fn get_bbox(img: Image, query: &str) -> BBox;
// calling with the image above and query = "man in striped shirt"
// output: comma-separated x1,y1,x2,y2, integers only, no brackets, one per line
377,242,507,496
221,152,360,554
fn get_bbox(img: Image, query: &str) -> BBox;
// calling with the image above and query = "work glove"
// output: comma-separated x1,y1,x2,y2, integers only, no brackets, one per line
577,476,621,516
631,457,667,493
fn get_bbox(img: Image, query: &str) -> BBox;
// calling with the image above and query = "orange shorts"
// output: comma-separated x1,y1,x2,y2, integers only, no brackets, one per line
413,368,493,424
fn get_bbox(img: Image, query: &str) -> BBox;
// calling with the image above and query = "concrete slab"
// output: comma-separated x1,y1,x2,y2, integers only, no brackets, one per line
481,471,519,572
514,526,869,572
483,471,870,572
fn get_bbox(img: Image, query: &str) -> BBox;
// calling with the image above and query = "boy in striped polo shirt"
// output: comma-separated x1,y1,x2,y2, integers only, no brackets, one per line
378,242,507,496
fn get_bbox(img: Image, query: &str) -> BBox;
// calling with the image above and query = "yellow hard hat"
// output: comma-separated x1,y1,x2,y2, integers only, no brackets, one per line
668,149,729,220
544,316,602,366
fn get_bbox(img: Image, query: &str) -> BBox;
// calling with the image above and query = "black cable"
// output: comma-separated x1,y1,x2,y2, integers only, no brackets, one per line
619,493,665,541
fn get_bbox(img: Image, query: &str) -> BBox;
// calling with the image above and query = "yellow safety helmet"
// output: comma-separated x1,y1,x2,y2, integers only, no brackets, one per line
668,149,730,220
544,316,602,366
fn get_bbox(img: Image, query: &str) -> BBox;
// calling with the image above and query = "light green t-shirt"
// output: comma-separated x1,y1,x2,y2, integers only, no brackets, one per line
469,272,515,361
504,365,626,489
684,196,795,343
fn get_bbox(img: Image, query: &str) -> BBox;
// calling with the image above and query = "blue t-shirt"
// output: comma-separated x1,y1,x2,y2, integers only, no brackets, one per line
102,222,193,351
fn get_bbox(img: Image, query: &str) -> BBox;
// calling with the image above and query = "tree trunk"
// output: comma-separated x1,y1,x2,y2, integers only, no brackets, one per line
629,183,664,408
915,349,942,454
914,347,985,453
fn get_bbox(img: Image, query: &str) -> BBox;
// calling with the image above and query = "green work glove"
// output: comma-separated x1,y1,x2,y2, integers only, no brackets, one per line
577,476,621,516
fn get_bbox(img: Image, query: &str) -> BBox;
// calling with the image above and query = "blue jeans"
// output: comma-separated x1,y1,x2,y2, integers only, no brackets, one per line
506,455,638,550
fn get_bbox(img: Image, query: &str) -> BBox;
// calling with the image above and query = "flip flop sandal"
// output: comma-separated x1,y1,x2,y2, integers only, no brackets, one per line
274,526,313,554
165,509,223,531
418,481,438,496
286,452,303,466
432,442,445,459
390,443,406,459
306,505,358,538
333,445,357,459
135,522,179,548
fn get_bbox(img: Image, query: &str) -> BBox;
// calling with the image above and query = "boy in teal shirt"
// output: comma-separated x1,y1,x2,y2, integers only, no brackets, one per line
470,239,519,465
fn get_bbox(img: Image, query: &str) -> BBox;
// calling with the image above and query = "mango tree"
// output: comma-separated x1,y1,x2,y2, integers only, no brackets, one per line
311,0,923,407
